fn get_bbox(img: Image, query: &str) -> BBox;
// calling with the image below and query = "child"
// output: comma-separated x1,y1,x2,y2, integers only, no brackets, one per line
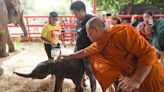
41,11,66,60
131,15,140,27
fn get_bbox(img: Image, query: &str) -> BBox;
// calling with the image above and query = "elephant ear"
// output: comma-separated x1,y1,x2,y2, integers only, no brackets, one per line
10,0,22,14
7,0,23,24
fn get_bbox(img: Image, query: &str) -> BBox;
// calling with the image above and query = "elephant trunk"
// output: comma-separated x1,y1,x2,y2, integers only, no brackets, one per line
13,71,32,78
18,14,28,37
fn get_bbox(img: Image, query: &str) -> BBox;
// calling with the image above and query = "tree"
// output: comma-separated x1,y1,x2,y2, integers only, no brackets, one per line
21,0,72,15
21,0,36,15
96,0,164,14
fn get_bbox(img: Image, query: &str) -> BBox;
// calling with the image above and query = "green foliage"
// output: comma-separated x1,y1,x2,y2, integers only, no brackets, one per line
97,0,164,14
21,0,71,16
153,1,164,13
97,0,130,13
21,0,36,15
20,0,164,15
14,37,21,47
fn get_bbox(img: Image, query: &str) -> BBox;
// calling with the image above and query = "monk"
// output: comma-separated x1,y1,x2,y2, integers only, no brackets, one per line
58,17,164,92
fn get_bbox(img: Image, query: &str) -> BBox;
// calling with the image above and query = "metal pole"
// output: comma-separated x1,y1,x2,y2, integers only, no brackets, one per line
93,0,96,14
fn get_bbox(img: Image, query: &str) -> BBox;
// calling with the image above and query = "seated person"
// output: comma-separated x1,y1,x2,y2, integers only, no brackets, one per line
58,17,164,92
137,10,154,43
41,11,66,60
105,15,122,28
131,15,140,28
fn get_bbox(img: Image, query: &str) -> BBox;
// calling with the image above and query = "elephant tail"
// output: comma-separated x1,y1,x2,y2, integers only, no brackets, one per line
13,71,32,78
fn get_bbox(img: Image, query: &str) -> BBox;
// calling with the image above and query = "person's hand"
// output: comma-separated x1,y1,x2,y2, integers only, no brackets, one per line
156,51,161,59
57,54,72,60
138,26,144,32
61,41,66,48
144,26,152,35
51,42,56,47
63,44,66,48
117,75,140,92
145,19,149,26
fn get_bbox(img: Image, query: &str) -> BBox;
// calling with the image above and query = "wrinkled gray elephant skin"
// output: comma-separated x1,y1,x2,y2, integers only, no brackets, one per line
119,4,161,15
0,0,10,57
0,66,4,76
14,59,97,92
5,0,27,37
0,0,27,57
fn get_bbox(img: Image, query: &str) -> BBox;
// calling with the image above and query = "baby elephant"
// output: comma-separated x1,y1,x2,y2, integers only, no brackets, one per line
13,59,94,92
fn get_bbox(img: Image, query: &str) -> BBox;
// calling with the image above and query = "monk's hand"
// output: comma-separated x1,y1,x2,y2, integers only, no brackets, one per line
63,44,66,48
117,75,140,92
62,42,66,48
57,54,71,60
156,51,161,59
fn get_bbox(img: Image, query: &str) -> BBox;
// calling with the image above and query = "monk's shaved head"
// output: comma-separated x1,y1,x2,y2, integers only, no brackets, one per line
86,17,105,30
86,17,106,42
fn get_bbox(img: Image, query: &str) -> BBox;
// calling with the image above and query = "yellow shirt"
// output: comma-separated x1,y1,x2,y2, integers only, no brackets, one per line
41,23,61,45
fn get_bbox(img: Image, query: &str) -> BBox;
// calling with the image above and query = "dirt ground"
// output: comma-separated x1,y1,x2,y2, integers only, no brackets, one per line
0,42,104,92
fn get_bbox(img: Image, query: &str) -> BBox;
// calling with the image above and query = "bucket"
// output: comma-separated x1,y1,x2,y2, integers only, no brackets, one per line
51,47,61,59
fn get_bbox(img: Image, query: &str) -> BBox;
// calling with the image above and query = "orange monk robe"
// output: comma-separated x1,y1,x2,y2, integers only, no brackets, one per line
84,24,164,92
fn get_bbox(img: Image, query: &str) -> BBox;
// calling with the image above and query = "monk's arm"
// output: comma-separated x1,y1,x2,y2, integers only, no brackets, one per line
119,26,156,84
133,24,154,84
144,25,155,35
68,49,94,59
132,64,152,84
59,42,100,60
129,29,155,84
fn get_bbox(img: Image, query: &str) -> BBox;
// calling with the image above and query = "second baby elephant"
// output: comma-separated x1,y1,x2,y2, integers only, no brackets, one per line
13,59,96,92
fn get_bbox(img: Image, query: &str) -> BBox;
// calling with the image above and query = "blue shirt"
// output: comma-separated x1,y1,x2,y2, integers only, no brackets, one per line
151,18,164,51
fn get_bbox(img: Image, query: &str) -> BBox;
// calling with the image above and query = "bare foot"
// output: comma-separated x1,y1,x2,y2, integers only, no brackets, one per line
9,49,17,53
0,52,9,57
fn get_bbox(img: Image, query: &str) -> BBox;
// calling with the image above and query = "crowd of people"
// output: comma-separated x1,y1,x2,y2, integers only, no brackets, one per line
51,1,163,92
99,11,164,92
100,10,164,71
0,0,163,92
9,0,163,92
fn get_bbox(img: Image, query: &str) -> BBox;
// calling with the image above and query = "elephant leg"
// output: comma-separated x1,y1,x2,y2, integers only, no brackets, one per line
82,58,96,92
0,1,9,57
73,78,83,92
106,84,115,92
5,27,15,52
0,32,9,57
74,85,83,92
54,76,64,92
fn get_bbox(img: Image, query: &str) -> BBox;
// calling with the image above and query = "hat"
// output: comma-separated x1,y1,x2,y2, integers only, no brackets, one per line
49,12,58,18
109,15,122,23
106,13,112,17
132,15,139,19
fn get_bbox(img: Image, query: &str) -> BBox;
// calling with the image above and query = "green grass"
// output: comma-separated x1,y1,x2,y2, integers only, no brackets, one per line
13,37,21,47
